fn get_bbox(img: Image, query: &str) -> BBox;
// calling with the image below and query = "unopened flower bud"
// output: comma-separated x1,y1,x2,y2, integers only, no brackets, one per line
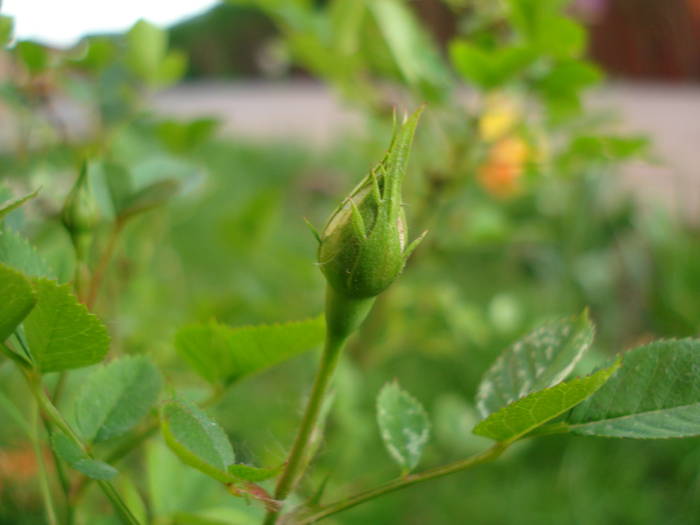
61,163,99,258
317,107,427,301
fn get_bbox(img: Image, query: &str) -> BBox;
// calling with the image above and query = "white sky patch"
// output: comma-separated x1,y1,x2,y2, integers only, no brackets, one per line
1,0,219,48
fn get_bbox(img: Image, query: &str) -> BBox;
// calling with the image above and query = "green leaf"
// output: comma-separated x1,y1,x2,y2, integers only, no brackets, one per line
14,41,49,74
72,37,116,71
156,118,219,154
449,41,534,90
474,361,620,442
0,263,36,342
154,51,188,87
227,463,280,482
0,228,53,278
175,316,325,386
75,356,162,443
0,189,38,222
0,16,13,47
161,399,235,483
568,340,700,439
376,382,430,473
534,59,602,110
476,311,595,417
50,432,118,480
126,19,168,83
102,161,133,216
24,279,110,373
119,179,180,219
368,0,450,96
534,15,586,58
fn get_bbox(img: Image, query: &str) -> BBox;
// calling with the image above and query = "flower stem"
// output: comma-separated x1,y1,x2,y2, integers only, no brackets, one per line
263,332,346,525
263,288,374,525
295,443,508,524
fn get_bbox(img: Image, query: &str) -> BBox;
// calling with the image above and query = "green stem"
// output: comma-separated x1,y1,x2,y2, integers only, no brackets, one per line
41,416,73,524
264,332,346,525
24,372,142,525
264,287,375,525
296,443,507,524
30,403,58,525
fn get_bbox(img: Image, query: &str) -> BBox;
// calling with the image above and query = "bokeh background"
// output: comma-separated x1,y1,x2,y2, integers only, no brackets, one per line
2,1,700,524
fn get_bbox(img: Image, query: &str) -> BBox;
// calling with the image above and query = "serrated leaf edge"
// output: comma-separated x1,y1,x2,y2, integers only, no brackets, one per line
473,359,621,443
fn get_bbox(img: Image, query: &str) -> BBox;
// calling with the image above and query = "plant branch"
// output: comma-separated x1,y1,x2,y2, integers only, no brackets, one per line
292,443,508,524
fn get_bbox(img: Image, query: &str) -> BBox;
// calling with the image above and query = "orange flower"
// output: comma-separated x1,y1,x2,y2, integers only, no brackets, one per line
478,137,529,198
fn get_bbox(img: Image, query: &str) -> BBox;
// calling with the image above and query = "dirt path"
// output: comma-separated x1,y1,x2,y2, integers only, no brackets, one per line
153,81,700,219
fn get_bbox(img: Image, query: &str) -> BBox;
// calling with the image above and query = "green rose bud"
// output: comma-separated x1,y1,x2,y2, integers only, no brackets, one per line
62,162,99,259
318,107,426,301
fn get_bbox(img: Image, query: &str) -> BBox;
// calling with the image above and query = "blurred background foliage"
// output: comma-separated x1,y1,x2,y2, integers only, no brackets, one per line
2,0,700,524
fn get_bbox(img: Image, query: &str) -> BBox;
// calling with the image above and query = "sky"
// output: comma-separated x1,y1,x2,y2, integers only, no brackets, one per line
1,0,220,47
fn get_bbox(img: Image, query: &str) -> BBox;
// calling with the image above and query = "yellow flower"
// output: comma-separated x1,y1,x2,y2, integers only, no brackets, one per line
478,94,520,142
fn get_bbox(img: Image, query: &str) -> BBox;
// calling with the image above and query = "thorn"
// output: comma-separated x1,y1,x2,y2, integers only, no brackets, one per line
403,230,428,261
304,217,322,244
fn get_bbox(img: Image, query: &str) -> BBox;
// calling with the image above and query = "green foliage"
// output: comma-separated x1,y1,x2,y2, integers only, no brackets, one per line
126,19,187,87
75,356,162,443
474,361,620,442
14,41,49,74
50,432,118,480
0,228,53,278
228,463,280,482
175,316,325,386
126,20,168,80
367,0,449,97
2,2,700,524
24,279,110,373
476,312,595,417
449,41,534,90
569,340,700,438
0,188,39,222
0,263,35,342
0,15,13,47
377,382,430,473
156,118,219,154
160,399,235,483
